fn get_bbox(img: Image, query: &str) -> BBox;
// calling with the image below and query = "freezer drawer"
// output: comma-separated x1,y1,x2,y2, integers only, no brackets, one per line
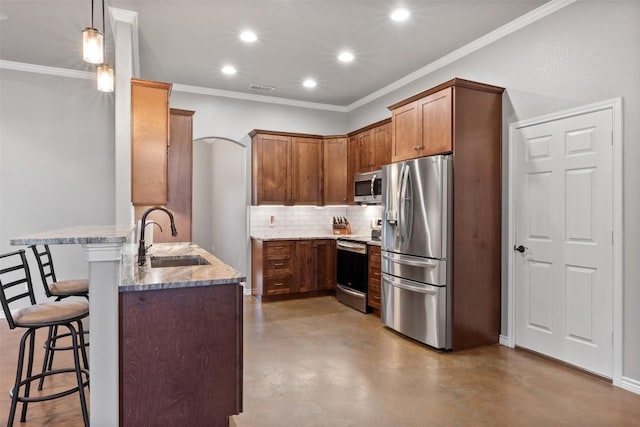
381,251,447,286
381,273,450,349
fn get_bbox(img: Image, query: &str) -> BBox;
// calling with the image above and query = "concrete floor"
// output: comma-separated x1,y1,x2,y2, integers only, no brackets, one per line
233,296,640,427
2,294,640,426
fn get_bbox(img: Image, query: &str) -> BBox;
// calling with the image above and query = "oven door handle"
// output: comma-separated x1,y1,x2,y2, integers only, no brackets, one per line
382,253,438,268
337,284,365,297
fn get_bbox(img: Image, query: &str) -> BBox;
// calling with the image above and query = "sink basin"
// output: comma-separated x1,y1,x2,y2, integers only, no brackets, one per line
150,255,211,268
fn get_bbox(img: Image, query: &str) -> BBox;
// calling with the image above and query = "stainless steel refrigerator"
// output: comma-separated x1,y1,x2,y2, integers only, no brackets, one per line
381,154,452,349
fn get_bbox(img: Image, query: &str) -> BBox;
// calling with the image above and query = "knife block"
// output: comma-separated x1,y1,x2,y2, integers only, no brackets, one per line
332,224,351,235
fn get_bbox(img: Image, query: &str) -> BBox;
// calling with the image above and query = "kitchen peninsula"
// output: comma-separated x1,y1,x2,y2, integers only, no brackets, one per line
10,228,244,426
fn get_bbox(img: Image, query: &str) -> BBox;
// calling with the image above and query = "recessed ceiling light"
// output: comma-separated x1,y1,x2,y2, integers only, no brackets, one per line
221,65,237,75
303,79,317,88
390,8,410,21
239,30,257,43
338,51,354,63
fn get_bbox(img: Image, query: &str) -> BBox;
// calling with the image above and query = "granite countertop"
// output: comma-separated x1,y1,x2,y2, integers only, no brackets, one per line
120,242,245,292
10,225,133,246
251,234,382,246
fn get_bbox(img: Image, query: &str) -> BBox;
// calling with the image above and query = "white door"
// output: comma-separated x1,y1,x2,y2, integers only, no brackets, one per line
514,108,613,377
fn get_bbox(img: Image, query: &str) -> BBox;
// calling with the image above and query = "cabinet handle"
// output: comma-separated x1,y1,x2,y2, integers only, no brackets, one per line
273,282,284,287
274,262,284,266
374,296,380,300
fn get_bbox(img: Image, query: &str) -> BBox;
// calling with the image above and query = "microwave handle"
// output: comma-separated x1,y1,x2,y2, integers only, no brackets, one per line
370,173,376,197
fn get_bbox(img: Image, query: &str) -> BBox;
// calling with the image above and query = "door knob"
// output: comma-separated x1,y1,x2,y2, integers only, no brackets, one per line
514,245,527,253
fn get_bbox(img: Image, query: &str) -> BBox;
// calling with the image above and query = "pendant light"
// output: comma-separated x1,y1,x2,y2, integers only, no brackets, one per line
97,64,114,92
96,0,114,92
82,0,103,64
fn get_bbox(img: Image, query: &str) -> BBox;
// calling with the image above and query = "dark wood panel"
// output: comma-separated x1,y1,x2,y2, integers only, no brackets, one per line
119,283,242,426
372,122,391,169
255,134,291,204
419,87,452,156
135,109,195,243
323,137,348,204
451,85,503,351
295,240,315,292
367,245,381,311
292,137,323,205
347,136,358,205
316,240,336,290
387,78,504,110
391,101,420,162
357,130,375,172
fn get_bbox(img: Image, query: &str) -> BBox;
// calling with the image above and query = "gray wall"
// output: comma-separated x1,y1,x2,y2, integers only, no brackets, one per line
0,69,115,304
192,139,214,253
348,1,640,381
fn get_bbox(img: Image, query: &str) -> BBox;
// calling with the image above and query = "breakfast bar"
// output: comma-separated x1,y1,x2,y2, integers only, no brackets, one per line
10,228,245,426
11,225,132,426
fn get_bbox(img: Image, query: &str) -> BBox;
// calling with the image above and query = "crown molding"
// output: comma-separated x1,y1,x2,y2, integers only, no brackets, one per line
172,83,348,113
346,0,578,111
0,60,93,80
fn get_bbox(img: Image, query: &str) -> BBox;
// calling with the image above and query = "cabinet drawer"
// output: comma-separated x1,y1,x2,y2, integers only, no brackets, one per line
265,241,294,257
265,277,292,295
265,257,293,275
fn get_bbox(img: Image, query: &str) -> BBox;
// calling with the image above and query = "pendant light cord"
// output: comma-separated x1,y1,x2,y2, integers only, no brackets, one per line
101,0,105,37
91,0,94,28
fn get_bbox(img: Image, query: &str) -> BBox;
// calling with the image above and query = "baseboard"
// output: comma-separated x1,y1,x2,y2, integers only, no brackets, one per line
619,376,640,395
499,334,513,347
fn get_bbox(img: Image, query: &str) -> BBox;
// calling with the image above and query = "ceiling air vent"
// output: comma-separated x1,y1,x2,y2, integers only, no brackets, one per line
248,83,275,92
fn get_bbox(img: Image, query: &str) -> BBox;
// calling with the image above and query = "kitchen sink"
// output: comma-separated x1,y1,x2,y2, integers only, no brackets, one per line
150,255,211,268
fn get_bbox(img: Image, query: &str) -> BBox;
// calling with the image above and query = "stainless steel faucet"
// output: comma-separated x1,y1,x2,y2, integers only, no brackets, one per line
138,206,178,266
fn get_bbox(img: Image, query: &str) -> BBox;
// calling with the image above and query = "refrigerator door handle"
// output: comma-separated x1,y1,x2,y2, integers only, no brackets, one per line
399,164,409,242
382,253,438,268
382,274,439,295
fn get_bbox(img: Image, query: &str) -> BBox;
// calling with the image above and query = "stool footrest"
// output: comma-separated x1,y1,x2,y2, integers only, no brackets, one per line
10,367,90,403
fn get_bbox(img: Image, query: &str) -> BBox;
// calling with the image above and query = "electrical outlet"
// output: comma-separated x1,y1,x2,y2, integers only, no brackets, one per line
268,215,275,226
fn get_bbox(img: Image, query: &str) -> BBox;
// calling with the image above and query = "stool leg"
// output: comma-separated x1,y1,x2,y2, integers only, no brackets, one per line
46,325,59,374
20,329,36,422
37,326,54,391
77,320,89,371
8,329,31,427
66,324,89,426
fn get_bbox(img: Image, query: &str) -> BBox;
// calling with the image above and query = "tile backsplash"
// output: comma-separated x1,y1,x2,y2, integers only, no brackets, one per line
250,205,382,237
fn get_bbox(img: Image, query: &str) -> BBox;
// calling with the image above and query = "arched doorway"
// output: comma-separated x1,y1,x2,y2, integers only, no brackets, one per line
193,136,249,292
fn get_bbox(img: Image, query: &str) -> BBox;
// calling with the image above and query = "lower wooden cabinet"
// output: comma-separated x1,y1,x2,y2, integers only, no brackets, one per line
252,239,336,299
368,244,381,313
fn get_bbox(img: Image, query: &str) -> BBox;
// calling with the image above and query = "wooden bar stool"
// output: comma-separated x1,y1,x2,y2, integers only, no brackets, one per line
0,250,89,426
29,244,89,390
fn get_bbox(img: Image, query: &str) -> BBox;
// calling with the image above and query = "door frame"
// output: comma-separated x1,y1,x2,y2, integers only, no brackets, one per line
505,98,623,386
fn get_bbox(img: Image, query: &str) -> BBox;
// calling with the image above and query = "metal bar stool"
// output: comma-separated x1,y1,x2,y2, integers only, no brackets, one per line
29,244,89,390
0,250,89,426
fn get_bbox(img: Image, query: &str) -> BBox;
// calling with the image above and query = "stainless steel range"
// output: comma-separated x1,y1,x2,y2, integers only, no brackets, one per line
336,238,368,313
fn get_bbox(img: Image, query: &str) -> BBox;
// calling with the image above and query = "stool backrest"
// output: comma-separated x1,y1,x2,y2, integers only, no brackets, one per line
29,244,57,298
0,250,36,329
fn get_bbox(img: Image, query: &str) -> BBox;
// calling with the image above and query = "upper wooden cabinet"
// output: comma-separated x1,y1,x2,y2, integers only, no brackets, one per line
252,132,292,205
131,78,172,205
389,79,502,162
323,137,348,205
251,131,323,205
292,137,323,205
349,119,391,174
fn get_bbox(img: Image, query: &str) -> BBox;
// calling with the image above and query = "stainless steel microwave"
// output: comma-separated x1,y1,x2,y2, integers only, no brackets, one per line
354,170,382,204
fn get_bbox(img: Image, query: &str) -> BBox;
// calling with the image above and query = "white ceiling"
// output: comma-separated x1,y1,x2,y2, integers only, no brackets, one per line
0,0,549,107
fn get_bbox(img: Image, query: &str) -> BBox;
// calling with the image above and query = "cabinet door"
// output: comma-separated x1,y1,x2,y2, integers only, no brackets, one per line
254,134,291,205
316,240,336,290
292,137,323,205
323,137,348,205
347,136,358,205
295,240,315,292
418,87,453,156
391,100,420,162
372,123,391,169
357,130,376,173
142,109,195,243
131,79,172,205
367,245,382,310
